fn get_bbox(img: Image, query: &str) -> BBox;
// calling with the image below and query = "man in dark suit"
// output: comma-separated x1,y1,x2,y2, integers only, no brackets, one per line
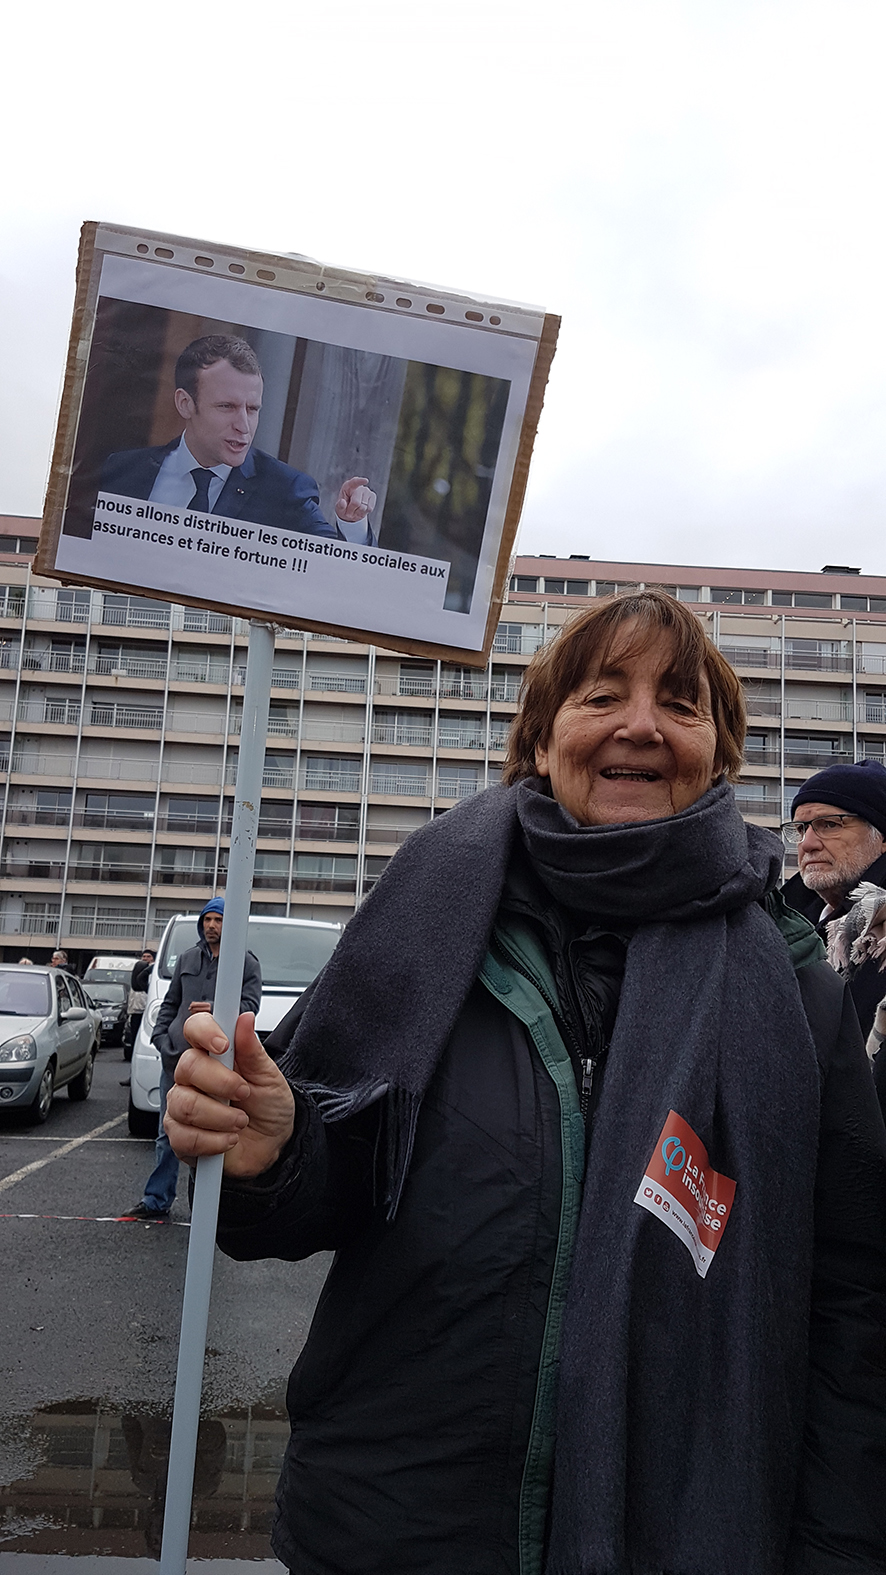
100,335,376,542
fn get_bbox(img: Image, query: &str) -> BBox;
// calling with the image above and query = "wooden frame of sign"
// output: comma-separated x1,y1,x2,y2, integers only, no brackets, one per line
36,222,559,667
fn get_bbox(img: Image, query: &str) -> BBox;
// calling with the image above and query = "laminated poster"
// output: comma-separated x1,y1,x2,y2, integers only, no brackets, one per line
37,223,559,665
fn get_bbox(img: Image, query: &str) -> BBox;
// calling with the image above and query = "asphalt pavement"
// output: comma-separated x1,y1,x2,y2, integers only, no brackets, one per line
0,1041,331,1569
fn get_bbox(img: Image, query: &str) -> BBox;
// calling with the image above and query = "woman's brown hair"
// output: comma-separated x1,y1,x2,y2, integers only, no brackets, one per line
502,589,746,784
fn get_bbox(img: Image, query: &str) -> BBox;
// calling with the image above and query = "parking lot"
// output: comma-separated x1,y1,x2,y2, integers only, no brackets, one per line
0,1044,330,1569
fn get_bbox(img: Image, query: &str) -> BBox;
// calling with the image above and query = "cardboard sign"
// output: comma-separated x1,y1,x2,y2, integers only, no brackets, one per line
634,1110,736,1279
36,223,559,666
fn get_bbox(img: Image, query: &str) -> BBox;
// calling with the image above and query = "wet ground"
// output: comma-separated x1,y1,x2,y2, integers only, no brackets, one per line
0,1046,330,1568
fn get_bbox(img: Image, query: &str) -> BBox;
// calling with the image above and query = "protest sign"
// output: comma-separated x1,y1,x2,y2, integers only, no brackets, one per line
37,222,558,664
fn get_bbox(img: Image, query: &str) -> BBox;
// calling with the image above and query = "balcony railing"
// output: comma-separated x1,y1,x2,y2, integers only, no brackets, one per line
372,723,433,747
308,673,367,694
301,719,366,744
292,875,357,892
88,703,164,729
294,817,360,843
76,809,155,831
68,917,144,937
436,776,482,799
783,749,855,770
4,807,72,827
375,675,522,704
2,859,66,880
365,823,424,845
298,769,361,793
20,649,87,674
17,701,81,726
152,866,215,886
91,654,167,680
8,752,76,778
69,862,151,883
369,773,430,797
15,912,61,934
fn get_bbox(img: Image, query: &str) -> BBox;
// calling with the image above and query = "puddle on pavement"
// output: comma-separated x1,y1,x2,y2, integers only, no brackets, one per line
0,1399,290,1567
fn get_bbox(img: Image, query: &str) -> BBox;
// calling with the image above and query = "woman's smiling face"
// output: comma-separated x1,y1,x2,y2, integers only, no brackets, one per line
533,623,721,826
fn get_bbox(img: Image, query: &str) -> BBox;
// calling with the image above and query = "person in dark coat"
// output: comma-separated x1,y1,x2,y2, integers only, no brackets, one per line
125,899,260,1221
125,947,155,1059
167,593,886,1575
781,758,886,1121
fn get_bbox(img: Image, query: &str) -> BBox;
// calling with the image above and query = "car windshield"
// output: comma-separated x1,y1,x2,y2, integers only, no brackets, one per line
0,970,51,1017
86,968,133,983
88,983,126,1005
159,918,340,988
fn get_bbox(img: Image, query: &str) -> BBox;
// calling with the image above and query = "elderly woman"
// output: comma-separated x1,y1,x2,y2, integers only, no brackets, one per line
167,591,886,1575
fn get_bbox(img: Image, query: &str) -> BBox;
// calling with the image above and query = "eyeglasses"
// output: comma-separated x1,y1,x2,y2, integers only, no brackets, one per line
780,814,861,845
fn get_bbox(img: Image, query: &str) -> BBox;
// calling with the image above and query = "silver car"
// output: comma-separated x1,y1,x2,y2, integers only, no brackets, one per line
0,966,99,1124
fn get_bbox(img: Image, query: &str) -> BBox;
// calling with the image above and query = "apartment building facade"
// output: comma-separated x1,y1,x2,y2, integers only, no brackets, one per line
2,523,886,960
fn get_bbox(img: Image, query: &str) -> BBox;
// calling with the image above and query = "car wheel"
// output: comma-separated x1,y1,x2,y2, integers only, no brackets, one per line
24,1061,55,1126
68,1049,95,1102
128,1091,158,1138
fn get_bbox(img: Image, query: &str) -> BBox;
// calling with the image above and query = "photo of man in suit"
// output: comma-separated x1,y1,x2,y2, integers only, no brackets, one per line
100,335,377,543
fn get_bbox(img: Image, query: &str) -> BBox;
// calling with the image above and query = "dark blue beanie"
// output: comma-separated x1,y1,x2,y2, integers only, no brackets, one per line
791,758,886,837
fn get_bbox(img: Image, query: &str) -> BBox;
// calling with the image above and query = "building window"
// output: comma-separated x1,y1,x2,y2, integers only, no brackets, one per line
81,792,155,831
711,587,744,604
510,576,539,592
296,803,360,842
566,580,589,595
543,579,565,594
293,855,357,892
594,582,616,597
301,755,361,793
0,535,39,555
794,592,833,609
840,595,869,611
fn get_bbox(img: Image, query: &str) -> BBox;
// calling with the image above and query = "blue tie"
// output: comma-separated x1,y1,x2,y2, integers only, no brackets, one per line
189,468,215,512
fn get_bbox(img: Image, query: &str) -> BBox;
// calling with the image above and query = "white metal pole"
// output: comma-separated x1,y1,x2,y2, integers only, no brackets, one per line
159,618,275,1574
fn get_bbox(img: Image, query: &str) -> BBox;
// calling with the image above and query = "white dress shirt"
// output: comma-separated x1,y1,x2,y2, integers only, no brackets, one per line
149,437,231,511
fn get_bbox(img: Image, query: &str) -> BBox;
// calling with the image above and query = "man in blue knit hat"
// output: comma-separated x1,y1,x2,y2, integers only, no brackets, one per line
782,759,886,1120
125,899,261,1221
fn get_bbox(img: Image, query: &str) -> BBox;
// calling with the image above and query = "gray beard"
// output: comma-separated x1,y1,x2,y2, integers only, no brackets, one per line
800,838,882,900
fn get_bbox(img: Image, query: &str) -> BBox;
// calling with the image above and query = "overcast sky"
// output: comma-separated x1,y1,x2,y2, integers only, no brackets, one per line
4,0,886,575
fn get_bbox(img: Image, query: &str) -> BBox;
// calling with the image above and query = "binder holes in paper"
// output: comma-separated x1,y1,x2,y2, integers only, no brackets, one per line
426,303,445,315
155,248,174,259
257,269,276,281
396,297,413,309
194,256,214,268
465,310,484,322
228,263,245,275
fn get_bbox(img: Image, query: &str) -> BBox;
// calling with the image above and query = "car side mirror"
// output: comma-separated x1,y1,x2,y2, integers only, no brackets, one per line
60,1006,87,1022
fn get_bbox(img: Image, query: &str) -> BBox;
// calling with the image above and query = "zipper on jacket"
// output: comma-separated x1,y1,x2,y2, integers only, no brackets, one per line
493,928,608,1131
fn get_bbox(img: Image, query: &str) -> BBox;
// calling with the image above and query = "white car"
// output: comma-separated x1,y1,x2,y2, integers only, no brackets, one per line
128,913,342,1136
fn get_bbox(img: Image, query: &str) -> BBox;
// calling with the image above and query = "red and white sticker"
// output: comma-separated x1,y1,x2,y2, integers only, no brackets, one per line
634,1110,736,1279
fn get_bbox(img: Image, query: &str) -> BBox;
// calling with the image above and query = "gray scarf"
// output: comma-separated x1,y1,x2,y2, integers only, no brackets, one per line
289,778,821,1572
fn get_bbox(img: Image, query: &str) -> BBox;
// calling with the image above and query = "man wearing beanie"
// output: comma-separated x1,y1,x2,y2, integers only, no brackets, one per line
782,758,886,1120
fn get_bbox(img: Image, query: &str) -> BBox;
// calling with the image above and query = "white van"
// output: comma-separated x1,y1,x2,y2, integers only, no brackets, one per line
84,954,142,985
127,913,342,1136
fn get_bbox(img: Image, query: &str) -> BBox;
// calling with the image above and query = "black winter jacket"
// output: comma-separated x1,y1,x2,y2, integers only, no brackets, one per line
783,852,886,1123
217,904,886,1575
